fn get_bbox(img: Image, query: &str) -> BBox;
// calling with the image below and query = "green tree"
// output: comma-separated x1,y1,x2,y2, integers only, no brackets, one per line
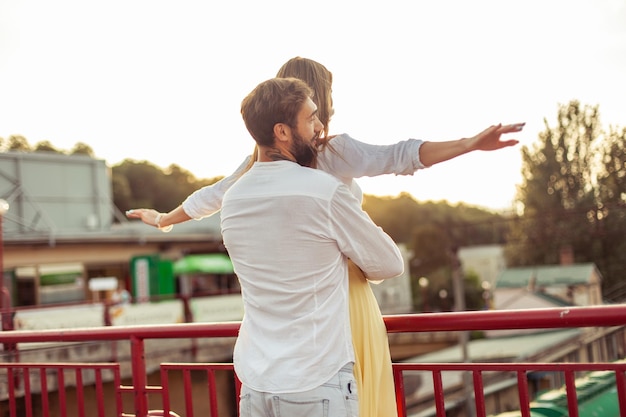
598,127,626,204
507,101,599,265
111,159,223,215
70,142,96,157
362,193,423,244
112,160,174,212
34,140,61,153
111,170,133,214
363,193,508,247
161,164,204,207
507,101,626,292
7,135,32,151
411,223,450,275
593,127,626,297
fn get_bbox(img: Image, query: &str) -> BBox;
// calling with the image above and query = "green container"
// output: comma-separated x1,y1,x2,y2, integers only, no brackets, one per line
130,254,175,301
158,259,175,297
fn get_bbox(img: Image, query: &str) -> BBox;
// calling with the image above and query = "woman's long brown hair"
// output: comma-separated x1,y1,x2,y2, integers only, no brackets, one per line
245,57,337,172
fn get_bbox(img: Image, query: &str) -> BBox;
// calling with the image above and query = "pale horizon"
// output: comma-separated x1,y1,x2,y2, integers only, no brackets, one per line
2,0,625,211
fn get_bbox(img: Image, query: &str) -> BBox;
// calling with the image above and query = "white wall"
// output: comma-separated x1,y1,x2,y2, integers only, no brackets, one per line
458,244,506,289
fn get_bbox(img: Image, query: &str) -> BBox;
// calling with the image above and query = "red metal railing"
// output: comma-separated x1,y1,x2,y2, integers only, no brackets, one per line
1,304,626,417
392,362,626,417
3,363,123,417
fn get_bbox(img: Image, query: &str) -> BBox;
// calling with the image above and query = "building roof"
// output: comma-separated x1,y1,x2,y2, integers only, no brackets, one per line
531,290,572,307
496,263,599,288
4,209,223,246
404,328,581,363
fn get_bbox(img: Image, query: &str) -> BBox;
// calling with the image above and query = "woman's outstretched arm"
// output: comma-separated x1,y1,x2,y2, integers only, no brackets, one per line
419,123,524,167
125,155,252,230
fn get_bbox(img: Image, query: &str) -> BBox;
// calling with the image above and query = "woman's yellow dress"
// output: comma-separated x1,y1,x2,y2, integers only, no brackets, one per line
348,260,398,417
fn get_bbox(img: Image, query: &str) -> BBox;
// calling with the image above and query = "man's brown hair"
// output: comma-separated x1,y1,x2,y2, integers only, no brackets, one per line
241,77,314,148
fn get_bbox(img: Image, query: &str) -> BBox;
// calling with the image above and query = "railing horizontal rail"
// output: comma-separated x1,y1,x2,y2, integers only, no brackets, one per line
384,304,626,333
1,305,626,345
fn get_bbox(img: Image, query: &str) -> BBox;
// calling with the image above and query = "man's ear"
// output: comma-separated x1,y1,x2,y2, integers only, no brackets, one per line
273,123,291,144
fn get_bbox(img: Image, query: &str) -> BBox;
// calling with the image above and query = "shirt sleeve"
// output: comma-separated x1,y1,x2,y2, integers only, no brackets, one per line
182,156,251,220
316,134,426,182
329,183,404,281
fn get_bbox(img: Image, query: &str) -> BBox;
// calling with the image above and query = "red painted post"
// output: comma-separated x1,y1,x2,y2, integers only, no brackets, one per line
130,335,149,417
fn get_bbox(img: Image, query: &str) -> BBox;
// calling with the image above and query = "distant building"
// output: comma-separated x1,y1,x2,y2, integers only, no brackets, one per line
0,150,114,235
494,263,604,310
458,244,506,290
0,151,224,308
456,243,604,310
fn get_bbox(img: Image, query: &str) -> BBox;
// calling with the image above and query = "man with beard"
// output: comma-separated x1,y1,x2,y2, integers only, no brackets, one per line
221,77,404,417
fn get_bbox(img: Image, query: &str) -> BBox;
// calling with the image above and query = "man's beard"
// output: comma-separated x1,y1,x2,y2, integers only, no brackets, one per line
291,131,320,168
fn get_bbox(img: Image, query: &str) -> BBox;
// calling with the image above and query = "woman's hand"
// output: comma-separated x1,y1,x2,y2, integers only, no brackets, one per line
125,208,160,227
466,122,524,152
126,206,191,232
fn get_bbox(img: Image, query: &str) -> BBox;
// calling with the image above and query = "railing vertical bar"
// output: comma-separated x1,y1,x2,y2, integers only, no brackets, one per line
516,370,531,417
207,368,219,417
7,367,16,417
432,370,446,417
564,370,579,417
76,368,85,417
114,367,124,417
94,369,105,417
57,367,67,417
130,335,149,417
615,369,626,417
160,367,172,417
473,370,486,417
183,368,194,417
392,365,407,417
40,367,49,417
22,367,32,417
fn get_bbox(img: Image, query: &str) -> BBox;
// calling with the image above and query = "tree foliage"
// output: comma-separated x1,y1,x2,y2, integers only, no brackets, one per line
594,126,626,297
70,142,96,157
507,100,626,294
111,159,223,214
1,135,93,155
34,140,61,153
363,193,508,248
6,135,32,151
362,193,506,310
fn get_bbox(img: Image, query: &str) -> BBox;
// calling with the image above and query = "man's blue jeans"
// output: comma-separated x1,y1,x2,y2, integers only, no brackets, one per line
238,364,359,417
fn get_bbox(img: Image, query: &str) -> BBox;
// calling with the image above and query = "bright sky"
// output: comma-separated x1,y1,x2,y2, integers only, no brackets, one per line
1,0,625,212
